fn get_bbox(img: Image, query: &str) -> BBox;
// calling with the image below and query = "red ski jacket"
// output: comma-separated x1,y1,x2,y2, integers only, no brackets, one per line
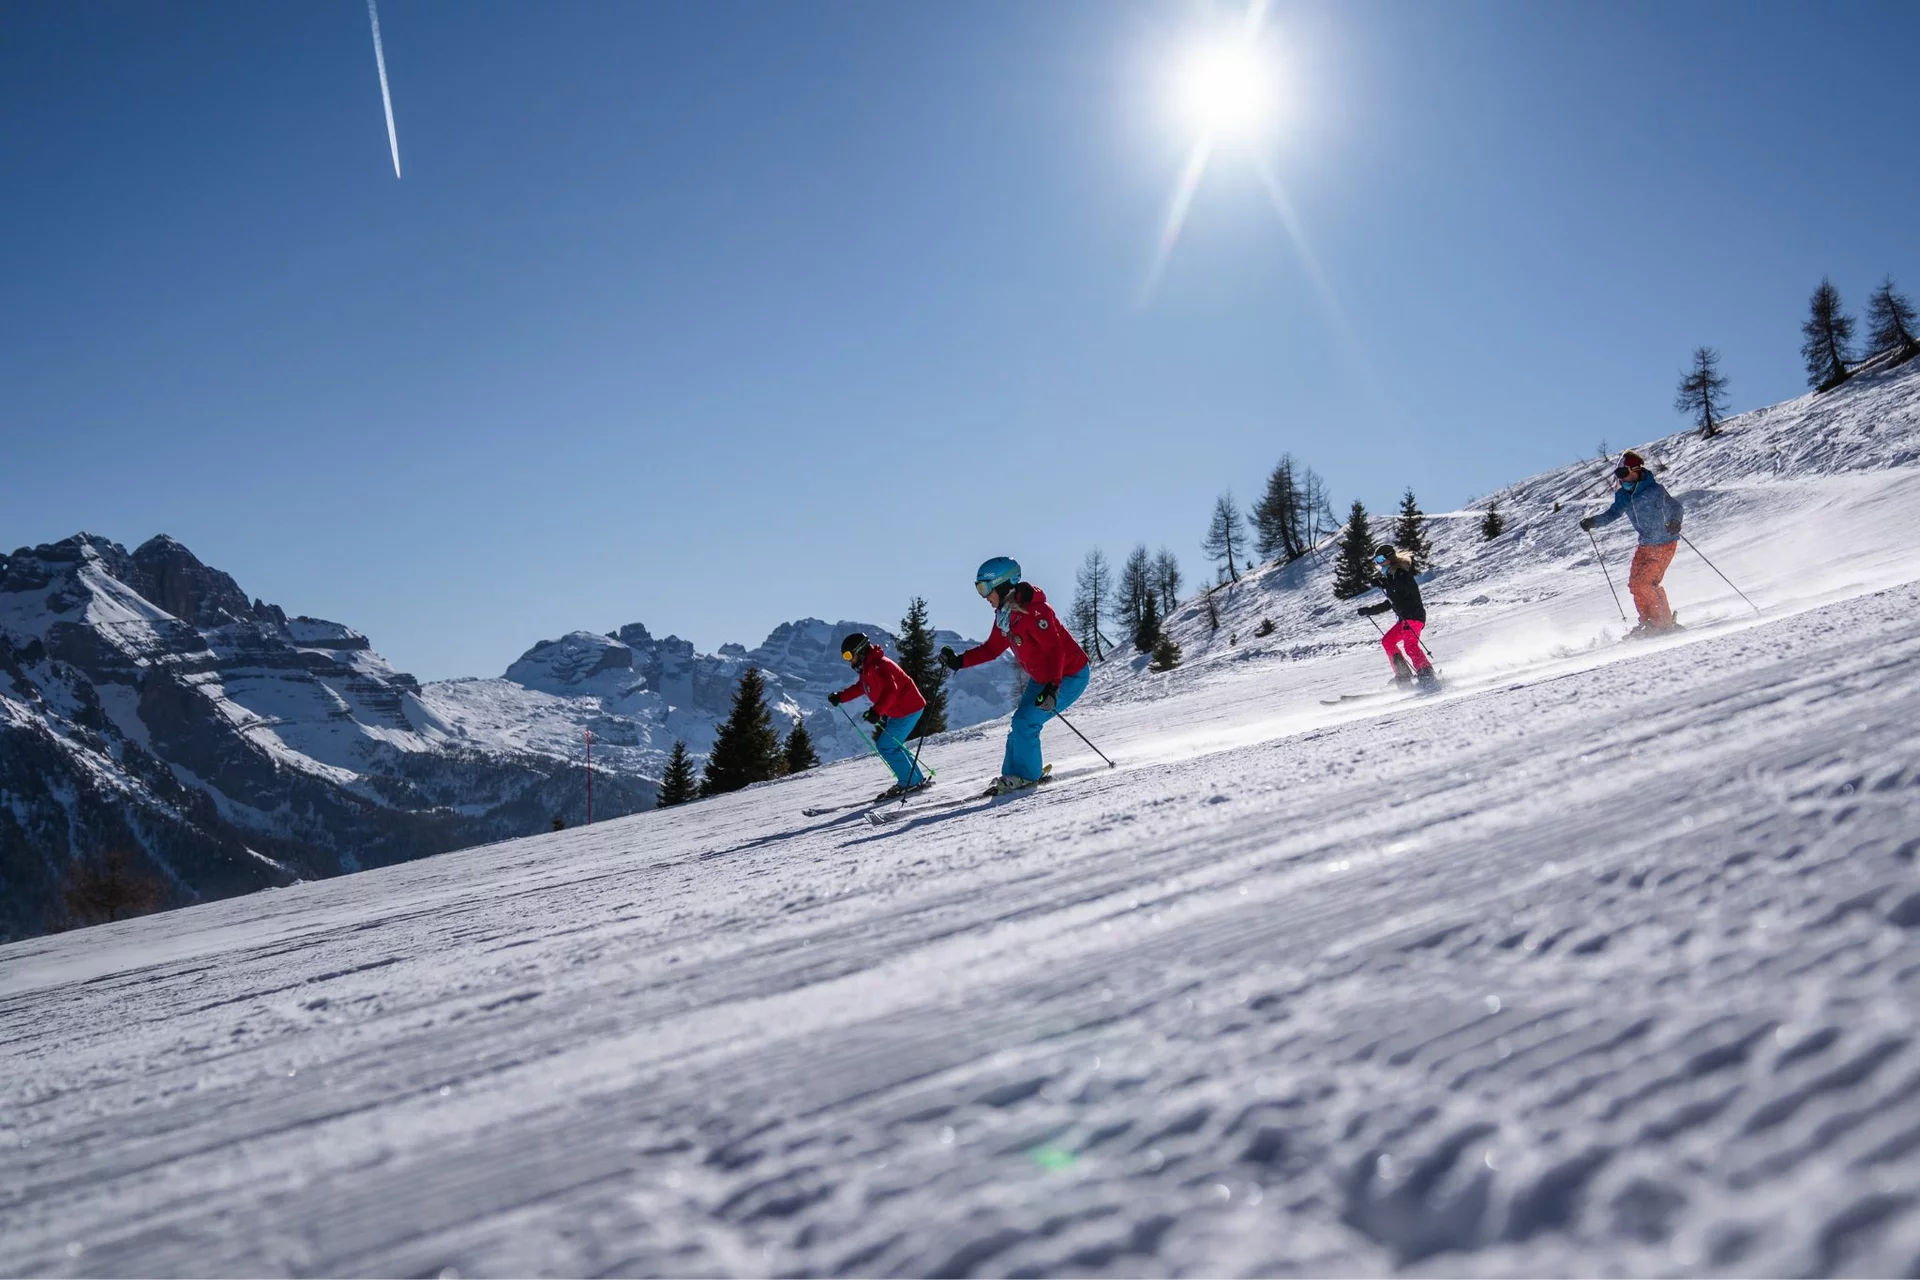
835,646,927,719
957,583,1089,685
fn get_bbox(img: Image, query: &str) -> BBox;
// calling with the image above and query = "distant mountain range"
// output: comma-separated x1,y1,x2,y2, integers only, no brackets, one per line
0,533,1017,941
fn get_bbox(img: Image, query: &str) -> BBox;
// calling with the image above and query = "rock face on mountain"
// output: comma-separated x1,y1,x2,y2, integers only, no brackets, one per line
0,534,650,942
0,535,1025,941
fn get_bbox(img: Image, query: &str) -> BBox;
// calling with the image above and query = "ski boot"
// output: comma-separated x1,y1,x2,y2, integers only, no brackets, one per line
1390,654,1415,689
1415,666,1442,694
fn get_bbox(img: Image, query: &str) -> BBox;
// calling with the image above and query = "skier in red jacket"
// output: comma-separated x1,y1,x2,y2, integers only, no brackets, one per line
939,557,1091,794
828,632,930,798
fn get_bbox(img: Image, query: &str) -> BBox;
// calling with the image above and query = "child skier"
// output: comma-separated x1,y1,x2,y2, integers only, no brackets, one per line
1580,450,1685,636
938,557,1091,795
1357,543,1438,690
828,632,930,800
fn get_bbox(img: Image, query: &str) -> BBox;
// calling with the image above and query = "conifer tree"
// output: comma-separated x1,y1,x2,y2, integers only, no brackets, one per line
1480,501,1506,540
1151,548,1182,614
1203,493,1247,584
656,740,698,807
1205,594,1220,632
1332,500,1376,599
1134,592,1161,654
1674,346,1730,438
1071,548,1112,660
1252,456,1304,562
1392,488,1432,570
1866,277,1919,363
782,719,819,774
1150,632,1182,671
895,597,948,736
1801,278,1856,391
1112,545,1153,639
699,667,781,797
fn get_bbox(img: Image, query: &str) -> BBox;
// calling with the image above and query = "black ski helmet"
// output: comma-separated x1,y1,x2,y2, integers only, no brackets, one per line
839,632,871,664
1373,543,1396,561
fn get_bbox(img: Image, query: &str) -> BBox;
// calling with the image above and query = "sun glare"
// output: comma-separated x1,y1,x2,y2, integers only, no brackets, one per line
1175,38,1276,141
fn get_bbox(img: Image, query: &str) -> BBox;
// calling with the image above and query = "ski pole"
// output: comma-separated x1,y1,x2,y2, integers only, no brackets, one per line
1053,710,1116,769
837,704,936,783
1587,527,1629,622
1680,534,1761,615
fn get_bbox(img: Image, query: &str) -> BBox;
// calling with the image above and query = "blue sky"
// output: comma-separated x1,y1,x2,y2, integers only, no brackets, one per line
4,1,1916,679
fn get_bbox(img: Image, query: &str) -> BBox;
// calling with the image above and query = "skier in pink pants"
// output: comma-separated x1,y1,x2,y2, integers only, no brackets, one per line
1357,543,1439,690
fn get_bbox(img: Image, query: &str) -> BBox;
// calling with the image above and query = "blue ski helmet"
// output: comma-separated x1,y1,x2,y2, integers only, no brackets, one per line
974,556,1020,598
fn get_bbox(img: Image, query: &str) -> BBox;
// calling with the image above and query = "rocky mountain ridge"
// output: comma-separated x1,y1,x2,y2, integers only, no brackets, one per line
0,533,1015,941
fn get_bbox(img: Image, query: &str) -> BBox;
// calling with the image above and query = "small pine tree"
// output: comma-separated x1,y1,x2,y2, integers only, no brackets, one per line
1205,593,1220,632
1151,633,1182,671
656,740,698,807
1202,493,1247,584
1674,346,1730,438
895,597,948,736
1801,277,1856,391
1866,276,1919,363
551,815,566,832
59,849,167,926
699,666,783,797
1392,488,1432,570
1254,617,1275,637
1332,500,1376,599
1134,592,1161,654
1480,501,1506,540
783,719,819,773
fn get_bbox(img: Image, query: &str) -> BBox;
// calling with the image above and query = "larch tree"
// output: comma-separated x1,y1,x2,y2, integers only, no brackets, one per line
1800,278,1856,391
895,596,948,736
1203,493,1247,584
1112,545,1153,641
1866,276,1919,364
1674,346,1731,438
1151,547,1182,615
1071,548,1113,660
1134,592,1161,654
1252,455,1304,562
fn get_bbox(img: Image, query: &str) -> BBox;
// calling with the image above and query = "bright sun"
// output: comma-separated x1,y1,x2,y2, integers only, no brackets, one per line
1174,39,1276,140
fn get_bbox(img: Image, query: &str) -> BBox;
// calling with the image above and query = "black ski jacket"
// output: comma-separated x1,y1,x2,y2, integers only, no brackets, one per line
1358,565,1426,623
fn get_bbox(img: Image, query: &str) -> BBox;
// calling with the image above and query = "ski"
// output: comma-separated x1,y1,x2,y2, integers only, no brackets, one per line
867,767,1051,825
802,780,934,818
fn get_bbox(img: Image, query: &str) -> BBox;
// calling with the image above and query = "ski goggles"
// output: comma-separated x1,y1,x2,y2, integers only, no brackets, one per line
976,580,1005,598
1372,554,1388,566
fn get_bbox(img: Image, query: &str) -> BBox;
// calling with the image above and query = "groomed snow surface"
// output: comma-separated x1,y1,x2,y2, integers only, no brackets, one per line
6,369,1920,1277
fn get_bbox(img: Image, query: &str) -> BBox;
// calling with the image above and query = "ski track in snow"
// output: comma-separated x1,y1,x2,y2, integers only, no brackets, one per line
5,367,1920,1276
3,580,1920,1275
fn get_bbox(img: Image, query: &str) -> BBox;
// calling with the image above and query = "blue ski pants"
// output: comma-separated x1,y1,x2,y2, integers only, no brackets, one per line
1002,665,1091,782
874,710,927,787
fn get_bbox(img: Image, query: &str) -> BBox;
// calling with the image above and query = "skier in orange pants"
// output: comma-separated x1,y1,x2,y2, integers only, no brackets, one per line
1581,451,1686,636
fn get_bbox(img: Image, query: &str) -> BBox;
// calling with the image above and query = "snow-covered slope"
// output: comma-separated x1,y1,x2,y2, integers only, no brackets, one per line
4,360,1920,1275
0,538,1015,941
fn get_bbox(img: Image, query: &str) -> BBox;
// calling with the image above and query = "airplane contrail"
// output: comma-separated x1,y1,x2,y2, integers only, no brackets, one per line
366,0,401,178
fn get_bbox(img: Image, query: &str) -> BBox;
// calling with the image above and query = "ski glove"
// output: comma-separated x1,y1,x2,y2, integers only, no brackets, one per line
939,645,963,671
1357,602,1389,617
1034,682,1059,711
827,692,842,707
863,708,882,725
1579,516,1596,531
1666,519,1682,534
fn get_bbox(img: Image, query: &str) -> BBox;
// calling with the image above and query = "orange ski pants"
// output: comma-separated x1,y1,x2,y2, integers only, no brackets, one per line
1628,542,1678,627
